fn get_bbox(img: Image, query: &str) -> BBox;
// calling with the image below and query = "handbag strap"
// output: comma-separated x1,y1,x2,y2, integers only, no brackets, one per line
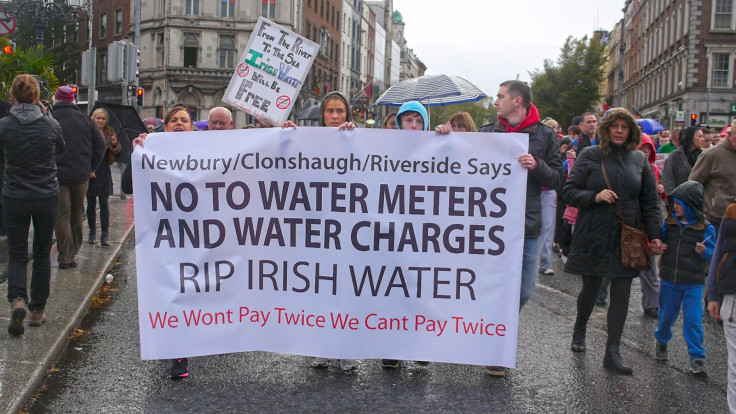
600,156,625,223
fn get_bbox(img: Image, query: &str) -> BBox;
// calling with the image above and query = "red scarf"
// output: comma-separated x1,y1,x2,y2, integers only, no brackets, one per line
498,103,541,133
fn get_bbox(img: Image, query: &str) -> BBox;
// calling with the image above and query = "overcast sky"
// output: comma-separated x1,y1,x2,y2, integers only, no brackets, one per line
391,0,627,98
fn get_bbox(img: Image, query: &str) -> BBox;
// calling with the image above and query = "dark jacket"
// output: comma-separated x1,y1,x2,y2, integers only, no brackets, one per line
662,147,694,195
52,101,106,185
563,109,661,278
87,129,122,198
707,203,736,301
478,114,563,237
660,217,713,284
0,104,65,199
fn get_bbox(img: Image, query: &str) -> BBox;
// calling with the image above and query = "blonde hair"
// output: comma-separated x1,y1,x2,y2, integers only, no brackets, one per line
448,112,477,132
91,108,116,140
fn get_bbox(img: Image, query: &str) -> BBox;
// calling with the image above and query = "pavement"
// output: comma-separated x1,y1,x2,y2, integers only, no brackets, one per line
0,164,135,414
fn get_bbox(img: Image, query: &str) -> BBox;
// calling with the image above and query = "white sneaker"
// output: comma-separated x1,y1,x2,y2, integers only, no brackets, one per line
539,268,554,275
310,357,329,368
339,359,358,372
560,254,568,264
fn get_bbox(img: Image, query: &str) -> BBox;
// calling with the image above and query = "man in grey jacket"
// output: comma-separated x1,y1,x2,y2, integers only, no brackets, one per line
52,86,106,269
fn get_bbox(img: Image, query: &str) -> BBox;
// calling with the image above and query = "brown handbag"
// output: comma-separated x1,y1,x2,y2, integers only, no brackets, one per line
601,157,652,270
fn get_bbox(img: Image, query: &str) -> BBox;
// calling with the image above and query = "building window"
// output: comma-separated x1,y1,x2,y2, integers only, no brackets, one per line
186,0,199,15
159,0,166,17
711,52,731,87
219,35,235,69
222,0,235,17
99,50,107,83
261,0,276,19
183,33,199,68
99,13,107,39
306,21,311,40
713,0,734,30
156,32,165,66
114,9,123,35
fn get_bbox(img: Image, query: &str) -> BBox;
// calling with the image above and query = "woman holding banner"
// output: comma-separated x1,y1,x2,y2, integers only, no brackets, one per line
282,91,359,372
563,108,664,375
129,104,195,379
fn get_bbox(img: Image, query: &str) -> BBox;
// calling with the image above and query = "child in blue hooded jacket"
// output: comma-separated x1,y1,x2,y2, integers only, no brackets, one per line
654,180,716,376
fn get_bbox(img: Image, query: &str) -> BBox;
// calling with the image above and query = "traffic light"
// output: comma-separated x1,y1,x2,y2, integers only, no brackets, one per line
70,85,78,101
136,87,144,106
2,44,12,54
690,113,697,126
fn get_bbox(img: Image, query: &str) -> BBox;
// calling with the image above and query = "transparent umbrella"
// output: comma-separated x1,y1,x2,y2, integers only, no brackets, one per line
375,75,487,107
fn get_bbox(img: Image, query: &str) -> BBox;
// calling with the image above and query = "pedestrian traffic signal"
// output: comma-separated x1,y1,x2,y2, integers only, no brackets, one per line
136,87,144,106
690,113,697,126
70,85,78,101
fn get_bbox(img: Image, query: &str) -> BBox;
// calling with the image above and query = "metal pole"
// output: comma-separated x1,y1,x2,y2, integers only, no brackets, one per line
135,0,140,90
87,0,95,109
706,87,711,125
122,40,128,105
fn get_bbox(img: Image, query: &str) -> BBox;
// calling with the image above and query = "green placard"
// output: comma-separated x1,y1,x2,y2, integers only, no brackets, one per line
730,102,736,114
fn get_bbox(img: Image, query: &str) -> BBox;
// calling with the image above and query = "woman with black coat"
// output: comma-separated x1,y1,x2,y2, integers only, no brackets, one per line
87,108,122,246
563,108,664,374
0,75,65,335
661,126,705,194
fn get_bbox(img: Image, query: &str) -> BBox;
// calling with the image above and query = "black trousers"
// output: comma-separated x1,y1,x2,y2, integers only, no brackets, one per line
86,195,110,233
4,195,59,311
575,275,633,346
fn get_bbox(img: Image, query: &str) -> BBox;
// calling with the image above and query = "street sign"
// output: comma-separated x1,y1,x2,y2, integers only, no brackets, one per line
0,11,18,37
676,110,685,121
730,102,736,114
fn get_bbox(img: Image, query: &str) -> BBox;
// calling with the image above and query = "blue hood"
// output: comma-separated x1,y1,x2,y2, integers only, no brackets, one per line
396,101,428,131
672,197,699,226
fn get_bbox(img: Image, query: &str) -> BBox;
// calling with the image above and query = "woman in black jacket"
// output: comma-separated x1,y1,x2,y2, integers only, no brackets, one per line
87,108,122,246
0,75,65,336
661,126,705,194
562,108,664,374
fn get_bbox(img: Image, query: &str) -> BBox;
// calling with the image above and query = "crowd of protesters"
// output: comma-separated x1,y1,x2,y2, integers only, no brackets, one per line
2,75,736,412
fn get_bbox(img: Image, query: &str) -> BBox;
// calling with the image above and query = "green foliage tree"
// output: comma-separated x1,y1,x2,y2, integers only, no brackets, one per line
0,36,59,100
4,0,83,86
530,34,607,130
428,98,496,130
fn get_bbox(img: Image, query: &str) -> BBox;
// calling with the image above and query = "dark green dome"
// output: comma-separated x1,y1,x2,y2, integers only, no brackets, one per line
392,10,403,24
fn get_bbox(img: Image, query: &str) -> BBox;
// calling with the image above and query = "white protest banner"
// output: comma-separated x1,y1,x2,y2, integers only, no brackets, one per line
222,17,318,126
132,128,528,367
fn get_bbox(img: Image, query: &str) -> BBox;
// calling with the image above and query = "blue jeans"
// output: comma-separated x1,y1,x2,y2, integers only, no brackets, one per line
655,280,706,360
520,237,539,309
538,190,556,271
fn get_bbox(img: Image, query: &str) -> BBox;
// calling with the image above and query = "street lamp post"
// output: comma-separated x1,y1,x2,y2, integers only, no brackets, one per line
1,0,80,46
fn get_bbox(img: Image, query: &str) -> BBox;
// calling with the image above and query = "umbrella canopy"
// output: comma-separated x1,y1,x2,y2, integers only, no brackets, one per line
636,118,665,134
375,74,487,107
297,104,321,121
90,102,146,164
143,118,164,133
194,120,209,130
